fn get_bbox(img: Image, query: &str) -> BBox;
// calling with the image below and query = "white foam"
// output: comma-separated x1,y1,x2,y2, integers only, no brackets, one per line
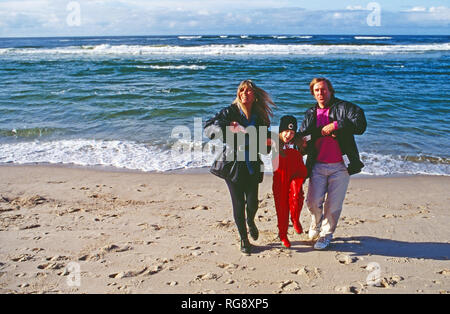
0,140,179,172
354,36,392,40
138,65,207,70
1,43,449,57
360,152,449,176
178,36,202,40
0,140,448,176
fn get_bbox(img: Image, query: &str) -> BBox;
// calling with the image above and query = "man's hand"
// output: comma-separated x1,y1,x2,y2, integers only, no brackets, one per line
321,123,336,136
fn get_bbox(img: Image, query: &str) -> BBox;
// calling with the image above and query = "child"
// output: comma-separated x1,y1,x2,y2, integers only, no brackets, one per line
272,115,308,248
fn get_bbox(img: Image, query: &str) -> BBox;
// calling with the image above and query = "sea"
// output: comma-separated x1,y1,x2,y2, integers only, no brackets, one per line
0,34,449,176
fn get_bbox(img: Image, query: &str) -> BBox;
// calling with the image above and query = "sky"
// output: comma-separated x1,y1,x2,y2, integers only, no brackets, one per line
0,0,449,37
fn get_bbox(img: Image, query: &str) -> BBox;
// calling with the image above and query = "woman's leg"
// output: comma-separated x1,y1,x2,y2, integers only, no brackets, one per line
245,180,259,226
245,179,260,240
225,179,248,241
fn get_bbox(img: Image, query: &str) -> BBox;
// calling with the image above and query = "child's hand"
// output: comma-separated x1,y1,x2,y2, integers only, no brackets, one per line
293,133,308,155
293,133,304,147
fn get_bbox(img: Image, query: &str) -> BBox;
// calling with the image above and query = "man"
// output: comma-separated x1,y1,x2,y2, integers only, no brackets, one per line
298,77,367,250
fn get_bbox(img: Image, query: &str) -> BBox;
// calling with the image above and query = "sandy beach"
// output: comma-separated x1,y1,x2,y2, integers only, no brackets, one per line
0,164,449,294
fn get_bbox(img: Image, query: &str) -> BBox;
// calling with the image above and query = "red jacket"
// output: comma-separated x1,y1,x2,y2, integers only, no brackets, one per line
272,147,307,182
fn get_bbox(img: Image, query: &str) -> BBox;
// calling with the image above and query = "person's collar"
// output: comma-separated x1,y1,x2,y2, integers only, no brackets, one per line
316,95,336,109
239,108,256,125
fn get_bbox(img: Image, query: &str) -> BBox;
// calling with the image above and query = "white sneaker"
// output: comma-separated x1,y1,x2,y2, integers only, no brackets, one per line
308,229,320,241
314,236,332,250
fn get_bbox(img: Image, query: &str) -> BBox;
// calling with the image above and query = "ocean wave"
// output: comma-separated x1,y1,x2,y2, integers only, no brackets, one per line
1,43,449,57
354,36,393,40
360,152,449,176
0,127,63,138
137,65,207,70
178,36,202,40
0,140,448,176
0,140,179,172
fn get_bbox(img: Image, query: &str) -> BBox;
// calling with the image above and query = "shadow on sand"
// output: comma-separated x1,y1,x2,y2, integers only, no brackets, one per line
332,236,450,261
252,236,450,261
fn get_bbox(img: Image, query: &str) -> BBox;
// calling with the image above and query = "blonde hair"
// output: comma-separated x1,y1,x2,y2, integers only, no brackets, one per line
309,77,335,96
232,80,275,126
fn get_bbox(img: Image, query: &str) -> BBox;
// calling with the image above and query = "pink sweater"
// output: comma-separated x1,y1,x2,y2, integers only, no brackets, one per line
315,107,343,163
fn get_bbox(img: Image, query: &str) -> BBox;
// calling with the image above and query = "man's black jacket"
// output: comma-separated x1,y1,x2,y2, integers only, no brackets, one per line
299,96,367,176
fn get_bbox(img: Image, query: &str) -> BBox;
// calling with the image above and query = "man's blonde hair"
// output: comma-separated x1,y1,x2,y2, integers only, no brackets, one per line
309,77,335,96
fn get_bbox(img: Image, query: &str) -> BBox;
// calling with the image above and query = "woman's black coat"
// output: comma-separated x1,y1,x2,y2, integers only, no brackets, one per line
204,104,271,183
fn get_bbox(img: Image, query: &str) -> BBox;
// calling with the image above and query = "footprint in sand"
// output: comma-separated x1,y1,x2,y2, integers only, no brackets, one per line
216,220,232,228
11,254,35,262
101,244,133,253
192,272,221,282
335,254,358,265
109,267,148,279
438,269,450,276
217,263,239,270
382,214,402,218
191,205,209,211
335,285,363,294
341,216,366,225
37,262,65,270
279,280,301,292
166,281,178,286
291,266,322,282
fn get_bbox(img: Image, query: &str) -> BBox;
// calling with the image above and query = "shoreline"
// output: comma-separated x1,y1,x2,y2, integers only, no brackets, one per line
1,162,447,179
0,164,449,294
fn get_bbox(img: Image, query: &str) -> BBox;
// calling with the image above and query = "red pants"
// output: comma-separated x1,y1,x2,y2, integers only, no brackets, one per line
272,148,307,240
273,176,305,239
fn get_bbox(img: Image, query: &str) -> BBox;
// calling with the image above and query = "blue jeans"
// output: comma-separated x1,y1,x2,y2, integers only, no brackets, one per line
306,162,350,238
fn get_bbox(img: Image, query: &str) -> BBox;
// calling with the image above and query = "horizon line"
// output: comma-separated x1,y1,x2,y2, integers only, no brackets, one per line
1,33,449,39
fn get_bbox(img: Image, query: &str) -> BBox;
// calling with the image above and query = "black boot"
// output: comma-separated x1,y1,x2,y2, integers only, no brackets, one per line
240,238,252,255
247,221,259,241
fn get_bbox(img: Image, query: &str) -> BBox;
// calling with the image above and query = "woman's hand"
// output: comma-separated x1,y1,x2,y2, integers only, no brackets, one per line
229,121,247,133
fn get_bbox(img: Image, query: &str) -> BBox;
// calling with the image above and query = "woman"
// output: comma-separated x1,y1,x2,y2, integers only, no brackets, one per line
204,80,275,254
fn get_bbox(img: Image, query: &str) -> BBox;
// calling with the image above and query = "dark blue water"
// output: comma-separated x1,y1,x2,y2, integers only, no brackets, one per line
0,35,449,175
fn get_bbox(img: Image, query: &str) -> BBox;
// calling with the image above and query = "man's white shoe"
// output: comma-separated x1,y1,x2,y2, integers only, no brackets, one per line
314,236,332,250
308,229,320,241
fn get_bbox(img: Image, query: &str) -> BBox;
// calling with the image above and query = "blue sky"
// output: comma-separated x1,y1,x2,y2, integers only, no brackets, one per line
0,0,449,37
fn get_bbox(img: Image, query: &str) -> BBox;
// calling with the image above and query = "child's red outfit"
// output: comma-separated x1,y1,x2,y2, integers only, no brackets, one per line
272,144,308,244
